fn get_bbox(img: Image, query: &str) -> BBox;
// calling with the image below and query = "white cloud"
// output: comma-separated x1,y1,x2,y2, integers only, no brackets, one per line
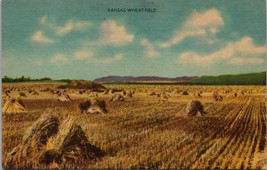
184,8,224,31
231,36,266,55
50,53,69,64
100,19,134,45
159,30,206,48
56,21,74,36
74,50,94,60
56,20,92,36
33,59,44,65
73,48,123,64
39,16,47,25
228,57,265,65
37,16,92,36
31,31,53,44
75,21,92,31
140,39,160,58
178,36,266,66
179,52,211,67
159,8,224,48
92,54,124,64
38,16,56,30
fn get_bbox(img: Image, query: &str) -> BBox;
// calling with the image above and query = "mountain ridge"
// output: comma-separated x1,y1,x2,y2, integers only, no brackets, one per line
94,76,198,83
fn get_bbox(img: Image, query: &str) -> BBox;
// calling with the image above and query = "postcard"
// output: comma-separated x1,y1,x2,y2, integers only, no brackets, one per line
1,0,266,169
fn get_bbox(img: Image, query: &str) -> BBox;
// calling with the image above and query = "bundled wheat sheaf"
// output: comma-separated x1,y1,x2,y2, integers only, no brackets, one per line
2,95,27,113
5,112,103,169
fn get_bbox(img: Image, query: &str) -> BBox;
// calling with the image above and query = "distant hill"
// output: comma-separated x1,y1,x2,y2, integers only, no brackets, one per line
94,76,198,83
188,72,266,85
94,72,266,85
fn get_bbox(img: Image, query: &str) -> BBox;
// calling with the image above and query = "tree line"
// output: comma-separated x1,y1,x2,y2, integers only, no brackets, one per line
2,76,52,83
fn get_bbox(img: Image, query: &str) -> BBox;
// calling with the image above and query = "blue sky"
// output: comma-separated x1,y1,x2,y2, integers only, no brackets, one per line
2,0,266,80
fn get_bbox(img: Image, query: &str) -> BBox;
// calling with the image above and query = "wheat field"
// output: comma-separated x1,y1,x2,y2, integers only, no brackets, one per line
2,82,266,169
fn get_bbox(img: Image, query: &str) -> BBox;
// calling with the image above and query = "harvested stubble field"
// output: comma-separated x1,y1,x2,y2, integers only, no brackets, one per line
2,82,267,169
